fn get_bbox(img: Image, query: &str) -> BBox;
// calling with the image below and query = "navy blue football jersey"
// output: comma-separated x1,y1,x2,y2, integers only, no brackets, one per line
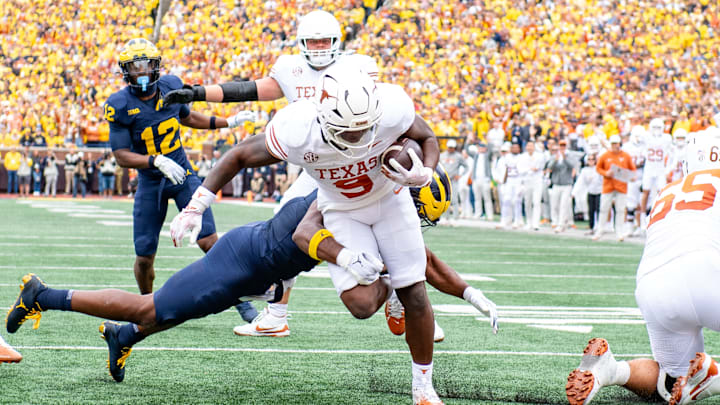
104,75,192,179
247,190,320,280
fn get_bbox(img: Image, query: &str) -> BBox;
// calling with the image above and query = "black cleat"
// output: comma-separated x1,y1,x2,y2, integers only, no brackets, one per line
99,321,133,382
6,273,47,333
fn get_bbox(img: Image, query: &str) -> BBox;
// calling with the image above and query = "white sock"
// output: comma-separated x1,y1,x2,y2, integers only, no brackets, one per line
268,303,287,318
613,360,631,386
412,361,433,388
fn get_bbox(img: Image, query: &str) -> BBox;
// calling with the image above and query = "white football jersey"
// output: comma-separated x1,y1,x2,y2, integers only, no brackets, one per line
666,145,685,182
270,53,379,103
642,133,673,175
622,142,645,177
265,83,415,212
638,167,720,279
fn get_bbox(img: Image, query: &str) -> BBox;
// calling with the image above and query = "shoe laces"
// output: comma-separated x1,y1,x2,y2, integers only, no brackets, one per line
387,296,404,319
8,299,43,330
116,347,132,369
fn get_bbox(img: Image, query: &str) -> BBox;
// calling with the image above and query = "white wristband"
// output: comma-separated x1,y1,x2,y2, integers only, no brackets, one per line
189,185,217,212
335,248,353,268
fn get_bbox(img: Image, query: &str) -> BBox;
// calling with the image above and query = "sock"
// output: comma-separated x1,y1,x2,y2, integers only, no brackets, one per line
412,361,433,387
613,360,631,386
36,289,73,311
268,303,287,318
117,323,145,347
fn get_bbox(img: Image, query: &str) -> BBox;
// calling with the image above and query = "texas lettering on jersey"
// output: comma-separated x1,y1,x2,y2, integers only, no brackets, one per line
270,53,379,103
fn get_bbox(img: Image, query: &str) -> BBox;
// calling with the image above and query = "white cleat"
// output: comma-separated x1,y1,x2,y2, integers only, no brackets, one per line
566,338,617,405
0,335,22,363
412,385,444,405
670,352,720,405
233,308,290,337
433,320,445,343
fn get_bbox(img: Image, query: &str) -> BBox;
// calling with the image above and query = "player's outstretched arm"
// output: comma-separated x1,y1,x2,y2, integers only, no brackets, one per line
293,201,383,285
163,77,284,105
425,246,499,334
403,115,440,170
170,134,281,247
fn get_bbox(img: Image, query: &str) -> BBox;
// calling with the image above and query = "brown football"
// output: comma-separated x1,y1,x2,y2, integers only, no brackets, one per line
381,137,424,172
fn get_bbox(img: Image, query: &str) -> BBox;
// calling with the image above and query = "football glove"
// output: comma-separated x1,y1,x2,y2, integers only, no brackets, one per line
467,289,499,334
153,155,186,185
227,110,255,128
335,249,384,285
170,186,216,247
385,149,433,187
162,84,206,106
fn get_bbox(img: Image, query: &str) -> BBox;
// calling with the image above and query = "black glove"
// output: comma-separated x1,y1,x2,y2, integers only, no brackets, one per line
163,84,206,106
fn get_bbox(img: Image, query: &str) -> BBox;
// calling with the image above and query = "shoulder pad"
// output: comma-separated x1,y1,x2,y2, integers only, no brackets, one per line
104,92,128,123
376,83,415,130
160,75,183,90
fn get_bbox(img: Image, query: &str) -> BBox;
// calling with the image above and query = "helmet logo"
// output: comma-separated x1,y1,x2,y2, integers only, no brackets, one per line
303,152,319,163
319,89,335,104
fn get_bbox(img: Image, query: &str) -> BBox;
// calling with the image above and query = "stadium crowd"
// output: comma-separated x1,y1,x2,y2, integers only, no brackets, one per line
1,0,720,236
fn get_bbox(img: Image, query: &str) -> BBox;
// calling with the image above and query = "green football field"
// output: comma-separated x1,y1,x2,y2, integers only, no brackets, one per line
1,197,718,404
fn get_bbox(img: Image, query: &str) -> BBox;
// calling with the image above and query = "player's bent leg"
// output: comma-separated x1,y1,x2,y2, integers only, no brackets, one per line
566,338,631,405
670,353,720,405
0,334,22,363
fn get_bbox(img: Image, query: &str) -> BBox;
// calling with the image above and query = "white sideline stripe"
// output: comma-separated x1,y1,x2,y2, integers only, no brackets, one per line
0,235,127,241
430,242,638,250
446,260,631,267
69,213,132,219
0,253,203,259
10,345,660,358
484,273,635,279
51,208,125,214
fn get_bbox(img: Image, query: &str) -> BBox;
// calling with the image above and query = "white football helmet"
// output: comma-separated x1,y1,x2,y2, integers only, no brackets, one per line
649,118,664,137
673,128,687,147
684,129,720,175
297,10,342,68
316,65,382,158
586,136,601,154
630,125,645,145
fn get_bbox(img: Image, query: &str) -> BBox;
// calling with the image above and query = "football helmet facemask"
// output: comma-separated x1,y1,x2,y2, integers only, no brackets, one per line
316,65,382,159
118,38,162,97
297,10,342,68
649,118,665,137
410,164,452,228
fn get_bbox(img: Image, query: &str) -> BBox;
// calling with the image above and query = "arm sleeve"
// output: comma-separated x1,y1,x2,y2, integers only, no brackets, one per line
109,121,132,151
178,104,191,119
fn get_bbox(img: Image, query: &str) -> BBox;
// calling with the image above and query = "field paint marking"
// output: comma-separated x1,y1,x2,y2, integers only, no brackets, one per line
444,250,641,259
528,325,593,334
11,345,661,358
69,213,132,219
53,209,125,214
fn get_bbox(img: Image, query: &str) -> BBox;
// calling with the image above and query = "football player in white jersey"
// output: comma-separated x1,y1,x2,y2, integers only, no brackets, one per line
566,131,720,405
623,125,646,235
665,128,687,183
163,10,379,337
640,118,673,219
170,66,445,404
493,142,524,229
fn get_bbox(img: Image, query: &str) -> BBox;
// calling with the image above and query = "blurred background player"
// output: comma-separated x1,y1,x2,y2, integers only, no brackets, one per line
105,38,252,294
665,128,688,184
566,129,720,405
623,125,646,236
640,118,673,227
163,9,378,337
493,142,524,229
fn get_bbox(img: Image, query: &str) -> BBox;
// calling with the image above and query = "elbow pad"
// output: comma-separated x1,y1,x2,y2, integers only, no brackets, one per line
220,81,259,102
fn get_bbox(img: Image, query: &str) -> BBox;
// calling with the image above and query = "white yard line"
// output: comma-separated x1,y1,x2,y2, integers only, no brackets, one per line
9,345,672,359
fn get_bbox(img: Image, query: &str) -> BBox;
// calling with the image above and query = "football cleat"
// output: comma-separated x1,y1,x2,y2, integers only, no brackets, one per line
0,336,22,363
385,292,405,336
99,321,133,382
433,320,445,343
670,352,720,405
566,338,618,405
412,385,444,405
233,308,289,337
6,273,47,333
